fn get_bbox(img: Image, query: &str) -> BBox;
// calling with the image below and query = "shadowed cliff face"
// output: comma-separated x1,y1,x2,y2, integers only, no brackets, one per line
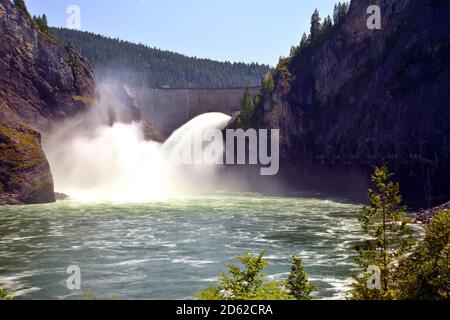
0,0,95,132
236,0,450,204
0,0,95,205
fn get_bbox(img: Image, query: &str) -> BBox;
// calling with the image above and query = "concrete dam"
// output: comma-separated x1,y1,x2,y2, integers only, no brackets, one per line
136,87,260,136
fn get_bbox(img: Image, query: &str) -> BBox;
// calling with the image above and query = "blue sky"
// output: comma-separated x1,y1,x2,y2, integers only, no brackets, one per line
26,0,340,66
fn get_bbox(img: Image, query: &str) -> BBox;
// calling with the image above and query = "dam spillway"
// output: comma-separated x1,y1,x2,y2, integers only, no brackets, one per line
136,87,260,136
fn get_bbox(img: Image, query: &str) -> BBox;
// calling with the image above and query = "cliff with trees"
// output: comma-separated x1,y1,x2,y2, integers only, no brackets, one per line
233,0,450,205
0,0,95,204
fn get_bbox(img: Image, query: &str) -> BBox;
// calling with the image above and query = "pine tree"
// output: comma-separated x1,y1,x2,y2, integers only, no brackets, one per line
286,256,316,300
351,166,413,300
34,14,50,35
339,3,349,24
42,14,48,28
397,209,450,300
322,15,333,35
290,46,298,58
333,2,349,25
14,0,31,18
333,4,339,25
342,3,350,16
310,9,322,42
49,27,270,89
196,252,292,300
299,33,309,50
261,73,275,93
240,87,255,124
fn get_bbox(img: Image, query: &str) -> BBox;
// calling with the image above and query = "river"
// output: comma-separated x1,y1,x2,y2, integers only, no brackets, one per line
0,193,363,300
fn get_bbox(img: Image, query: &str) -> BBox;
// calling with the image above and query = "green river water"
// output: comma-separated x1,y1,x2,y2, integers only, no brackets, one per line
0,193,365,300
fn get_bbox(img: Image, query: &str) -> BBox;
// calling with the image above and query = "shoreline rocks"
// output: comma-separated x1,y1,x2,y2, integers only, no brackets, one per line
0,125,55,205
414,201,450,224
54,192,69,201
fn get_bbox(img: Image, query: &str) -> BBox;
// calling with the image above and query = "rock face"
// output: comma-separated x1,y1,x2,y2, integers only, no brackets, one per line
105,83,165,142
0,125,54,205
0,0,95,131
0,0,95,205
238,0,450,205
414,201,450,224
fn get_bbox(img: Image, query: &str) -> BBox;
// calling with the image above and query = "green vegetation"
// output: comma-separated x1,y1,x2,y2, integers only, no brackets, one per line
286,256,316,300
397,209,450,300
351,166,413,300
333,2,350,26
240,88,256,125
310,9,322,42
13,0,30,19
322,16,333,34
13,0,52,37
261,73,275,93
50,27,271,89
351,166,449,300
0,125,43,191
0,125,42,171
196,252,314,300
262,4,350,107
33,14,52,36
290,3,349,60
0,286,13,300
80,288,119,300
65,45,79,70
72,95,95,106
197,167,449,301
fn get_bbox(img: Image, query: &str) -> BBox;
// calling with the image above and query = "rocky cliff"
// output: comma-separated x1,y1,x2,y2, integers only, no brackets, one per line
0,0,95,205
98,82,165,142
0,124,54,204
236,0,450,205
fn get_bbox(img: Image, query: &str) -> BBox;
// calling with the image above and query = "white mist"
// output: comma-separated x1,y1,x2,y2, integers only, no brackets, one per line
44,85,231,202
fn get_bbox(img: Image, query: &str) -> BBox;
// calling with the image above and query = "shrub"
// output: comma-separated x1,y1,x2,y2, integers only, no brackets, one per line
261,73,275,94
240,88,255,124
0,286,13,300
397,209,450,300
196,252,293,300
351,166,413,300
286,256,316,300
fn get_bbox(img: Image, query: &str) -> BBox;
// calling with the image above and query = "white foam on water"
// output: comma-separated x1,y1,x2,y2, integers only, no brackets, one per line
44,86,231,203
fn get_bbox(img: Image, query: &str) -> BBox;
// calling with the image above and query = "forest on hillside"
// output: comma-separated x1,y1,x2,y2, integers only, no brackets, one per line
50,27,271,89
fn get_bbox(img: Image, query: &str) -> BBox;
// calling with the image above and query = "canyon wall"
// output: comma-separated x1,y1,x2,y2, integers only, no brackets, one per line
0,0,95,205
234,0,450,205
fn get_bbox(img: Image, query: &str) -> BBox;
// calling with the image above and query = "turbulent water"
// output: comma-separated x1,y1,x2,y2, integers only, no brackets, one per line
44,90,232,202
2,88,366,299
0,194,363,300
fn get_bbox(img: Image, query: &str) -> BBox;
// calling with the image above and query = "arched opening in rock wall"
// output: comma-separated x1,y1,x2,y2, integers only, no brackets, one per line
377,143,389,162
341,145,353,162
325,145,336,161
420,142,438,167
357,143,372,162
398,142,412,162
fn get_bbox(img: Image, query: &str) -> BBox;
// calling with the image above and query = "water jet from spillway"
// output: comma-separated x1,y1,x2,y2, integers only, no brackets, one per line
44,87,231,202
